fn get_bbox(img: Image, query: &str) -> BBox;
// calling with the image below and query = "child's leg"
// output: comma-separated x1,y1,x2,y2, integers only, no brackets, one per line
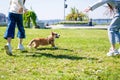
108,30,116,50
107,17,120,56
4,13,16,39
4,13,16,55
16,14,25,39
16,14,25,50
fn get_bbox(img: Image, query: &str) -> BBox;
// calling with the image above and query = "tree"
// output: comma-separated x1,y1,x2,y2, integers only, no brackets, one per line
23,10,37,28
66,7,88,21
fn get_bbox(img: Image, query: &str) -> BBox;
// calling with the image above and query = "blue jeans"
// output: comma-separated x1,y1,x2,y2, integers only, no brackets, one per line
4,12,25,39
108,16,120,44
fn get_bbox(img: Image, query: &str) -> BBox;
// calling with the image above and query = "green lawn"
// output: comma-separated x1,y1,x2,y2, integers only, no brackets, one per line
0,27,120,80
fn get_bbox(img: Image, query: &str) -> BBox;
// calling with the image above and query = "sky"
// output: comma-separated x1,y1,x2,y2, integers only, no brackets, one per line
0,0,110,20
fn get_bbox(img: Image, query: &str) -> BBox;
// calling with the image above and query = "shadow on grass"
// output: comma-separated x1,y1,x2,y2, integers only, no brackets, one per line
36,47,73,52
23,52,98,61
11,47,98,61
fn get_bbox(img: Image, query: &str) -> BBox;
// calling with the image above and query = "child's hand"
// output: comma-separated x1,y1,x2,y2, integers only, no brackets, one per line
24,9,28,14
18,8,28,14
18,8,23,13
84,7,91,13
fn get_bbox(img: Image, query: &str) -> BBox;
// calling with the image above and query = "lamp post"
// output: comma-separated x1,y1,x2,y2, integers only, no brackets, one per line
64,0,67,20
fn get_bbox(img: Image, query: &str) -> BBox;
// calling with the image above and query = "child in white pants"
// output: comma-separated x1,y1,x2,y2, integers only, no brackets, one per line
84,0,120,56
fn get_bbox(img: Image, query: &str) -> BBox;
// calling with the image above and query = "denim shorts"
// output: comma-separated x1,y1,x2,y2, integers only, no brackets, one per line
4,12,25,39
108,16,120,44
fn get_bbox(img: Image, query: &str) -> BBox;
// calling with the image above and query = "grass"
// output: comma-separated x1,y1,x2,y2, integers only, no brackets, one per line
0,27,120,80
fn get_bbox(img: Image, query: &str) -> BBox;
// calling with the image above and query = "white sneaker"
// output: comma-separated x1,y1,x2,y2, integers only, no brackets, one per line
4,44,12,56
107,49,119,56
17,44,25,51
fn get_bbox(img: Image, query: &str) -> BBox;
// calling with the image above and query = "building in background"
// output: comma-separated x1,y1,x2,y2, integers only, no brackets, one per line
0,13,7,26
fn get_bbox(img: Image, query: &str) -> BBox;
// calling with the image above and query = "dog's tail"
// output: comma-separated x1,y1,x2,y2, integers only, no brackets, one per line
27,39,35,48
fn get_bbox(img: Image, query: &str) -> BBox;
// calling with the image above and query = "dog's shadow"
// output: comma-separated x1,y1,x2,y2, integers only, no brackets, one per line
24,52,98,61
13,47,98,61
23,47,98,61
36,47,73,52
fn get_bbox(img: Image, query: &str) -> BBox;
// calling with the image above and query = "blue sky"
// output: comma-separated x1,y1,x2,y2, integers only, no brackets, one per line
0,0,110,20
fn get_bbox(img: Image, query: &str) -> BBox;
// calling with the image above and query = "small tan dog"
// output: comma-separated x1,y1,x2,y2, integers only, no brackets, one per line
28,32,60,49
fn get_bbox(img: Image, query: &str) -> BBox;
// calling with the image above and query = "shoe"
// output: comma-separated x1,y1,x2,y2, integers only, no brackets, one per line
107,49,119,56
17,44,25,51
4,44,12,56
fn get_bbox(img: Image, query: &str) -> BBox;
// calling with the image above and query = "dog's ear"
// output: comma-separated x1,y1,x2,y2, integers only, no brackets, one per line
51,32,54,35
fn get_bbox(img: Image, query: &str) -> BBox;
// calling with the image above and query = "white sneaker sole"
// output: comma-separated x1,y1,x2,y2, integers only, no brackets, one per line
4,45,12,56
17,48,25,51
107,53,113,56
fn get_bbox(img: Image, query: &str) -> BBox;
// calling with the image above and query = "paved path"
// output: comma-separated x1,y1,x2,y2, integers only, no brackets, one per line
46,25,108,30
